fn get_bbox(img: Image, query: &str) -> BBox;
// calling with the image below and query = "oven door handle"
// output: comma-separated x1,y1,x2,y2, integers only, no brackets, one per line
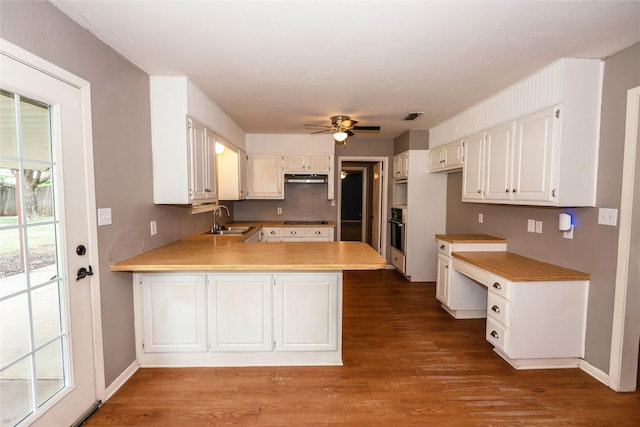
388,220,404,226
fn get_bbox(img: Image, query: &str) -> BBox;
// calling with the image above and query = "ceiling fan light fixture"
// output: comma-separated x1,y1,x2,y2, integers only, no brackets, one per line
333,131,348,142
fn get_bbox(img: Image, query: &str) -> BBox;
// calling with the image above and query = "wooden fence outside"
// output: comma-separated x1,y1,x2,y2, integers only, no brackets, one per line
0,186,53,216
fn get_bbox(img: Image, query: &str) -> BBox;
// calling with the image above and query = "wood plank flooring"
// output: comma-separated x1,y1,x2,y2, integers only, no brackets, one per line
86,270,640,426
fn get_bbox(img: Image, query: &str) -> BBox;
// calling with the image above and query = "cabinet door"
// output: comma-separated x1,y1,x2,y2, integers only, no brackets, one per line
443,140,464,170
484,122,515,201
189,118,207,201
141,274,207,353
204,129,217,201
428,146,444,171
435,253,450,305
283,154,307,173
247,155,283,199
393,152,408,179
461,132,485,200
208,274,273,352
306,154,331,173
512,106,557,203
238,150,248,199
274,273,340,352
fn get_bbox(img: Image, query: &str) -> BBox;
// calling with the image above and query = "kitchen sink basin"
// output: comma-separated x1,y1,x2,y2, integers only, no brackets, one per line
204,226,254,235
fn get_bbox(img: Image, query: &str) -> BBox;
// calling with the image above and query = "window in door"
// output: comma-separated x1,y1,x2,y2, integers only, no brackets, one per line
0,89,67,426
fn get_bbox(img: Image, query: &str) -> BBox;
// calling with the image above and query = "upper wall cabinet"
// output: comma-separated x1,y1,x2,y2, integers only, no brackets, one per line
283,154,332,174
431,58,602,207
150,77,232,205
217,143,247,201
247,155,283,199
429,139,464,173
393,152,409,181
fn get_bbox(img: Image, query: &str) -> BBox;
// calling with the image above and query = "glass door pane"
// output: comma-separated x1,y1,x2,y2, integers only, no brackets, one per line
0,89,67,427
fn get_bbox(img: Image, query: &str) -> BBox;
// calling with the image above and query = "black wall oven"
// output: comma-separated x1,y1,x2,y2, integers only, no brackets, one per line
389,207,406,253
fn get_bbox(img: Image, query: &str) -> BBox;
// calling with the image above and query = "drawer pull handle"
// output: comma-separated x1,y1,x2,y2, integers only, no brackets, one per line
490,331,499,339
491,305,500,313
291,231,297,235
270,231,276,235
440,245,445,250
315,231,321,235
492,282,502,290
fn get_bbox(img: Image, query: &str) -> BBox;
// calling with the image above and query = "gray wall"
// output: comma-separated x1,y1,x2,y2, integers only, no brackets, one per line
394,129,429,154
1,1,214,387
445,42,640,373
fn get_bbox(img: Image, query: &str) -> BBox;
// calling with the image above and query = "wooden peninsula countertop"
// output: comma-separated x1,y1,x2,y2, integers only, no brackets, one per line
110,231,386,272
452,251,590,282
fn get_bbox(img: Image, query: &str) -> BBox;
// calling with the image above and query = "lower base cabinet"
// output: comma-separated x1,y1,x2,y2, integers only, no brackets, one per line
135,272,342,366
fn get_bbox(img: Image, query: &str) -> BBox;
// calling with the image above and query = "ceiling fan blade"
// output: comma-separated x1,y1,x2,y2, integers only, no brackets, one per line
346,130,355,137
352,125,381,131
341,119,358,128
310,129,331,135
304,124,332,128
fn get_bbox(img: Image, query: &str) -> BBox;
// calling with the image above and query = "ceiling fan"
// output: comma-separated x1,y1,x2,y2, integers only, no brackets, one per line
305,115,381,144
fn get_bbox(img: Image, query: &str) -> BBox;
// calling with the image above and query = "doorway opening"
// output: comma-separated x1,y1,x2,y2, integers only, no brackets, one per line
337,157,388,259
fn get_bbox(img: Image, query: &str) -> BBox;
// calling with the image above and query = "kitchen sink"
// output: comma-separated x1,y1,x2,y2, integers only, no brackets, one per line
204,226,254,235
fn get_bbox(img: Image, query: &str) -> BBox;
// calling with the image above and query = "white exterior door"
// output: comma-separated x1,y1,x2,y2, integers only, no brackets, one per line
0,43,102,426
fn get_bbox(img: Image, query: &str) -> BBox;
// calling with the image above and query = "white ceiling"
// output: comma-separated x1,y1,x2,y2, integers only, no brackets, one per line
51,1,640,140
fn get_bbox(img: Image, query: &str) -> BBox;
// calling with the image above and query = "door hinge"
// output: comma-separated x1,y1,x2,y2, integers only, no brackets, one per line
552,188,556,198
272,277,276,286
274,340,277,348
141,341,144,349
555,109,560,119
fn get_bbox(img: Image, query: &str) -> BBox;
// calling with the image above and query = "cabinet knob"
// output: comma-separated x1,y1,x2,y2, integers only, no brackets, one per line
505,189,509,193
440,245,445,250
512,188,517,193
490,330,499,339
315,231,321,235
270,231,276,235
477,190,481,194
492,282,502,290
291,230,297,235
491,305,500,313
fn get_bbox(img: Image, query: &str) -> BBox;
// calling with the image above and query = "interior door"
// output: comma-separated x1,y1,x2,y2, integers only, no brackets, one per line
371,163,382,254
0,46,101,426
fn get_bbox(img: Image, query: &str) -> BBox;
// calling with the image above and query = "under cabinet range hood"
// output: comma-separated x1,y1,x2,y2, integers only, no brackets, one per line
284,174,328,184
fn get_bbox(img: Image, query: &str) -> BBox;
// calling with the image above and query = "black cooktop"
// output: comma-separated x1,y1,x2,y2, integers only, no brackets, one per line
283,221,329,225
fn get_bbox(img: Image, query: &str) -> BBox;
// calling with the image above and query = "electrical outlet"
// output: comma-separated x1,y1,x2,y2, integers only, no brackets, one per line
150,220,157,236
535,220,543,234
563,225,574,239
598,208,618,226
527,219,535,233
277,207,283,215
478,213,484,224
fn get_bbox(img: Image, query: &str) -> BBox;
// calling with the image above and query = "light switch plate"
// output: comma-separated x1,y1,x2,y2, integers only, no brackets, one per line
598,208,618,226
150,220,157,236
478,213,484,224
535,220,543,234
527,219,535,233
97,208,112,226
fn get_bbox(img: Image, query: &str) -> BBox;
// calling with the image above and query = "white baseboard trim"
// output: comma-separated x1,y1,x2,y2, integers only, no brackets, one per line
580,359,609,387
104,360,140,401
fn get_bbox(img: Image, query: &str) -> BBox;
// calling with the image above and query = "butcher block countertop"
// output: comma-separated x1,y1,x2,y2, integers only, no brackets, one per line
452,251,590,282
110,232,386,272
435,234,507,243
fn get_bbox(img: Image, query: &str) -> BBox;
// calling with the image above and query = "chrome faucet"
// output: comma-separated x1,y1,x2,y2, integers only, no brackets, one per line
212,205,230,232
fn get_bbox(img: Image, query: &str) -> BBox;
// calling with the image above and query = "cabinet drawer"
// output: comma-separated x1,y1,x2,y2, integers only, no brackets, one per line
391,248,406,273
486,318,509,353
487,292,511,326
281,227,303,238
304,227,333,239
263,227,281,238
488,274,513,300
437,240,451,256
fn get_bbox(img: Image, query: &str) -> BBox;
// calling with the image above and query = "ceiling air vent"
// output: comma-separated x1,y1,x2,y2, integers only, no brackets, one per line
403,112,424,121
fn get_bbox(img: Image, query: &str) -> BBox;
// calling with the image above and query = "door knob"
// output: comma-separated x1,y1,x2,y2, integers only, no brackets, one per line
76,265,94,281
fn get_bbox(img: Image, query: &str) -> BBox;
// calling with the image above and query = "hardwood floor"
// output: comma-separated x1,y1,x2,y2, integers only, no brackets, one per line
86,270,640,426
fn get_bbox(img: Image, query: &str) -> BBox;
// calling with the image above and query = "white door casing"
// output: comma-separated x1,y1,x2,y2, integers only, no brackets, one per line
0,39,104,425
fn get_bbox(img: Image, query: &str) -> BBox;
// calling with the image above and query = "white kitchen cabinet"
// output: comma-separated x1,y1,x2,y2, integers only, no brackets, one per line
435,237,507,319
483,121,515,201
139,274,207,353
261,226,334,242
247,155,283,199
393,151,409,180
390,247,406,274
274,273,340,352
484,274,588,368
217,145,247,200
134,271,343,367
283,153,332,174
208,274,273,352
461,132,485,201
429,139,464,172
150,78,220,205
